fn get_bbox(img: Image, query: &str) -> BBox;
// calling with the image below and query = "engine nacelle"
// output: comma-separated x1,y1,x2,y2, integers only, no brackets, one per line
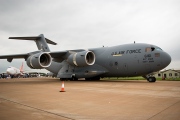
67,51,95,67
26,52,52,69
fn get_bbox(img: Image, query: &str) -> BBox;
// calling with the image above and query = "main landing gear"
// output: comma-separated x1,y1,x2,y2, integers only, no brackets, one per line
85,77,100,81
60,77,78,81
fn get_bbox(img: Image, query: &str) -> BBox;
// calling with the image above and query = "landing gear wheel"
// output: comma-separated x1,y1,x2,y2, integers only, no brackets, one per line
72,77,78,81
85,78,91,80
147,77,156,82
60,78,68,81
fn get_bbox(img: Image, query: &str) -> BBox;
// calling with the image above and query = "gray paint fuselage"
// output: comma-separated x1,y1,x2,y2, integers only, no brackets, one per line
46,43,171,78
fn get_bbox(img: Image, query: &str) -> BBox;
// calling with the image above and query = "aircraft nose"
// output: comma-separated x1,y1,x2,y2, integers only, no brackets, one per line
162,52,171,67
6,68,12,74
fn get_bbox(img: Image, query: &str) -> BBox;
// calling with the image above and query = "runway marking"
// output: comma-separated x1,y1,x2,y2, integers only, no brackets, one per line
147,100,180,120
0,97,75,120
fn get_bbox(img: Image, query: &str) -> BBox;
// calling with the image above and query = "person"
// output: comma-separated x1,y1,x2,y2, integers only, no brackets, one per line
2,73,5,79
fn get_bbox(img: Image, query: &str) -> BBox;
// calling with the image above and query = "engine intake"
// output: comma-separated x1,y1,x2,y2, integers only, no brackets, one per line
26,52,52,69
67,51,95,67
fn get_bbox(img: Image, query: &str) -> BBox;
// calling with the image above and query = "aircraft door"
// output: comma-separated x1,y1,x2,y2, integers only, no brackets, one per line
114,61,119,69
123,63,128,72
114,61,120,75
133,55,139,75
134,55,139,64
109,55,120,75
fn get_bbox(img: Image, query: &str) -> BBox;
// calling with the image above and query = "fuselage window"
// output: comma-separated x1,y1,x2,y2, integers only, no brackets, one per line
145,47,151,52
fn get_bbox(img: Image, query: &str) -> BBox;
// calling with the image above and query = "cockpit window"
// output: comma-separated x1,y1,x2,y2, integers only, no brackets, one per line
151,47,155,51
156,47,162,51
145,47,151,52
145,47,162,52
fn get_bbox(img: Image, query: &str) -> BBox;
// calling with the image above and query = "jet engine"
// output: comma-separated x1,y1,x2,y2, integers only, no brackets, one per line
67,51,95,67
26,52,52,69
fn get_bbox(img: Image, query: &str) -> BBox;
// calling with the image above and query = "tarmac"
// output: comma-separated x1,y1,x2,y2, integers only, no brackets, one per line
0,78,180,120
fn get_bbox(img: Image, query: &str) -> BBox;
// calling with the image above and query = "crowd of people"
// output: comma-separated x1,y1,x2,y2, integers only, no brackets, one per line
0,73,9,79
0,73,47,79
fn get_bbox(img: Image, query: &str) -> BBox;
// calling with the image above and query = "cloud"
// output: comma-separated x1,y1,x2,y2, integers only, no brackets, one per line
0,0,180,72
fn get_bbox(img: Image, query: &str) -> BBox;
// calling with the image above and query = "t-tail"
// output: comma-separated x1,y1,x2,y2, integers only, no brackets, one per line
9,34,57,52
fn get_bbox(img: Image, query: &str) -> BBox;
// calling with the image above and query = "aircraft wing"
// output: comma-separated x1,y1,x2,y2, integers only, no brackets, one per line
0,53,29,62
49,51,68,58
0,49,89,62
0,51,68,62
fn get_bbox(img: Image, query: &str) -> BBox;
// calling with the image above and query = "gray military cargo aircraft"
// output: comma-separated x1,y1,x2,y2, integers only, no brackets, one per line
0,34,171,82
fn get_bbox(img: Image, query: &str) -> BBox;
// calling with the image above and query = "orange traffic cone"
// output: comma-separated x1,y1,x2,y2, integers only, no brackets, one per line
60,81,66,92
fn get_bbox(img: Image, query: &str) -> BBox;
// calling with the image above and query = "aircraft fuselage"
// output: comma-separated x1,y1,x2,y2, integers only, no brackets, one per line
46,43,171,79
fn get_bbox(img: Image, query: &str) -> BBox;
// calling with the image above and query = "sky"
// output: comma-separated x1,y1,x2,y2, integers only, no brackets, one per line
0,0,180,73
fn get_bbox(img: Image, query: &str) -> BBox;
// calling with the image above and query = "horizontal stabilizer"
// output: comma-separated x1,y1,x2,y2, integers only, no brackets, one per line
9,36,57,45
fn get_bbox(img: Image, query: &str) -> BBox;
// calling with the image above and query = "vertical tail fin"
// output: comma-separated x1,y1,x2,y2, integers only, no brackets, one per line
20,62,24,73
9,34,57,52
36,34,51,52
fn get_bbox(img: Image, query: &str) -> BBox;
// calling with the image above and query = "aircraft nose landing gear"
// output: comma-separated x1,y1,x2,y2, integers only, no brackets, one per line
143,75,156,82
147,77,156,82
